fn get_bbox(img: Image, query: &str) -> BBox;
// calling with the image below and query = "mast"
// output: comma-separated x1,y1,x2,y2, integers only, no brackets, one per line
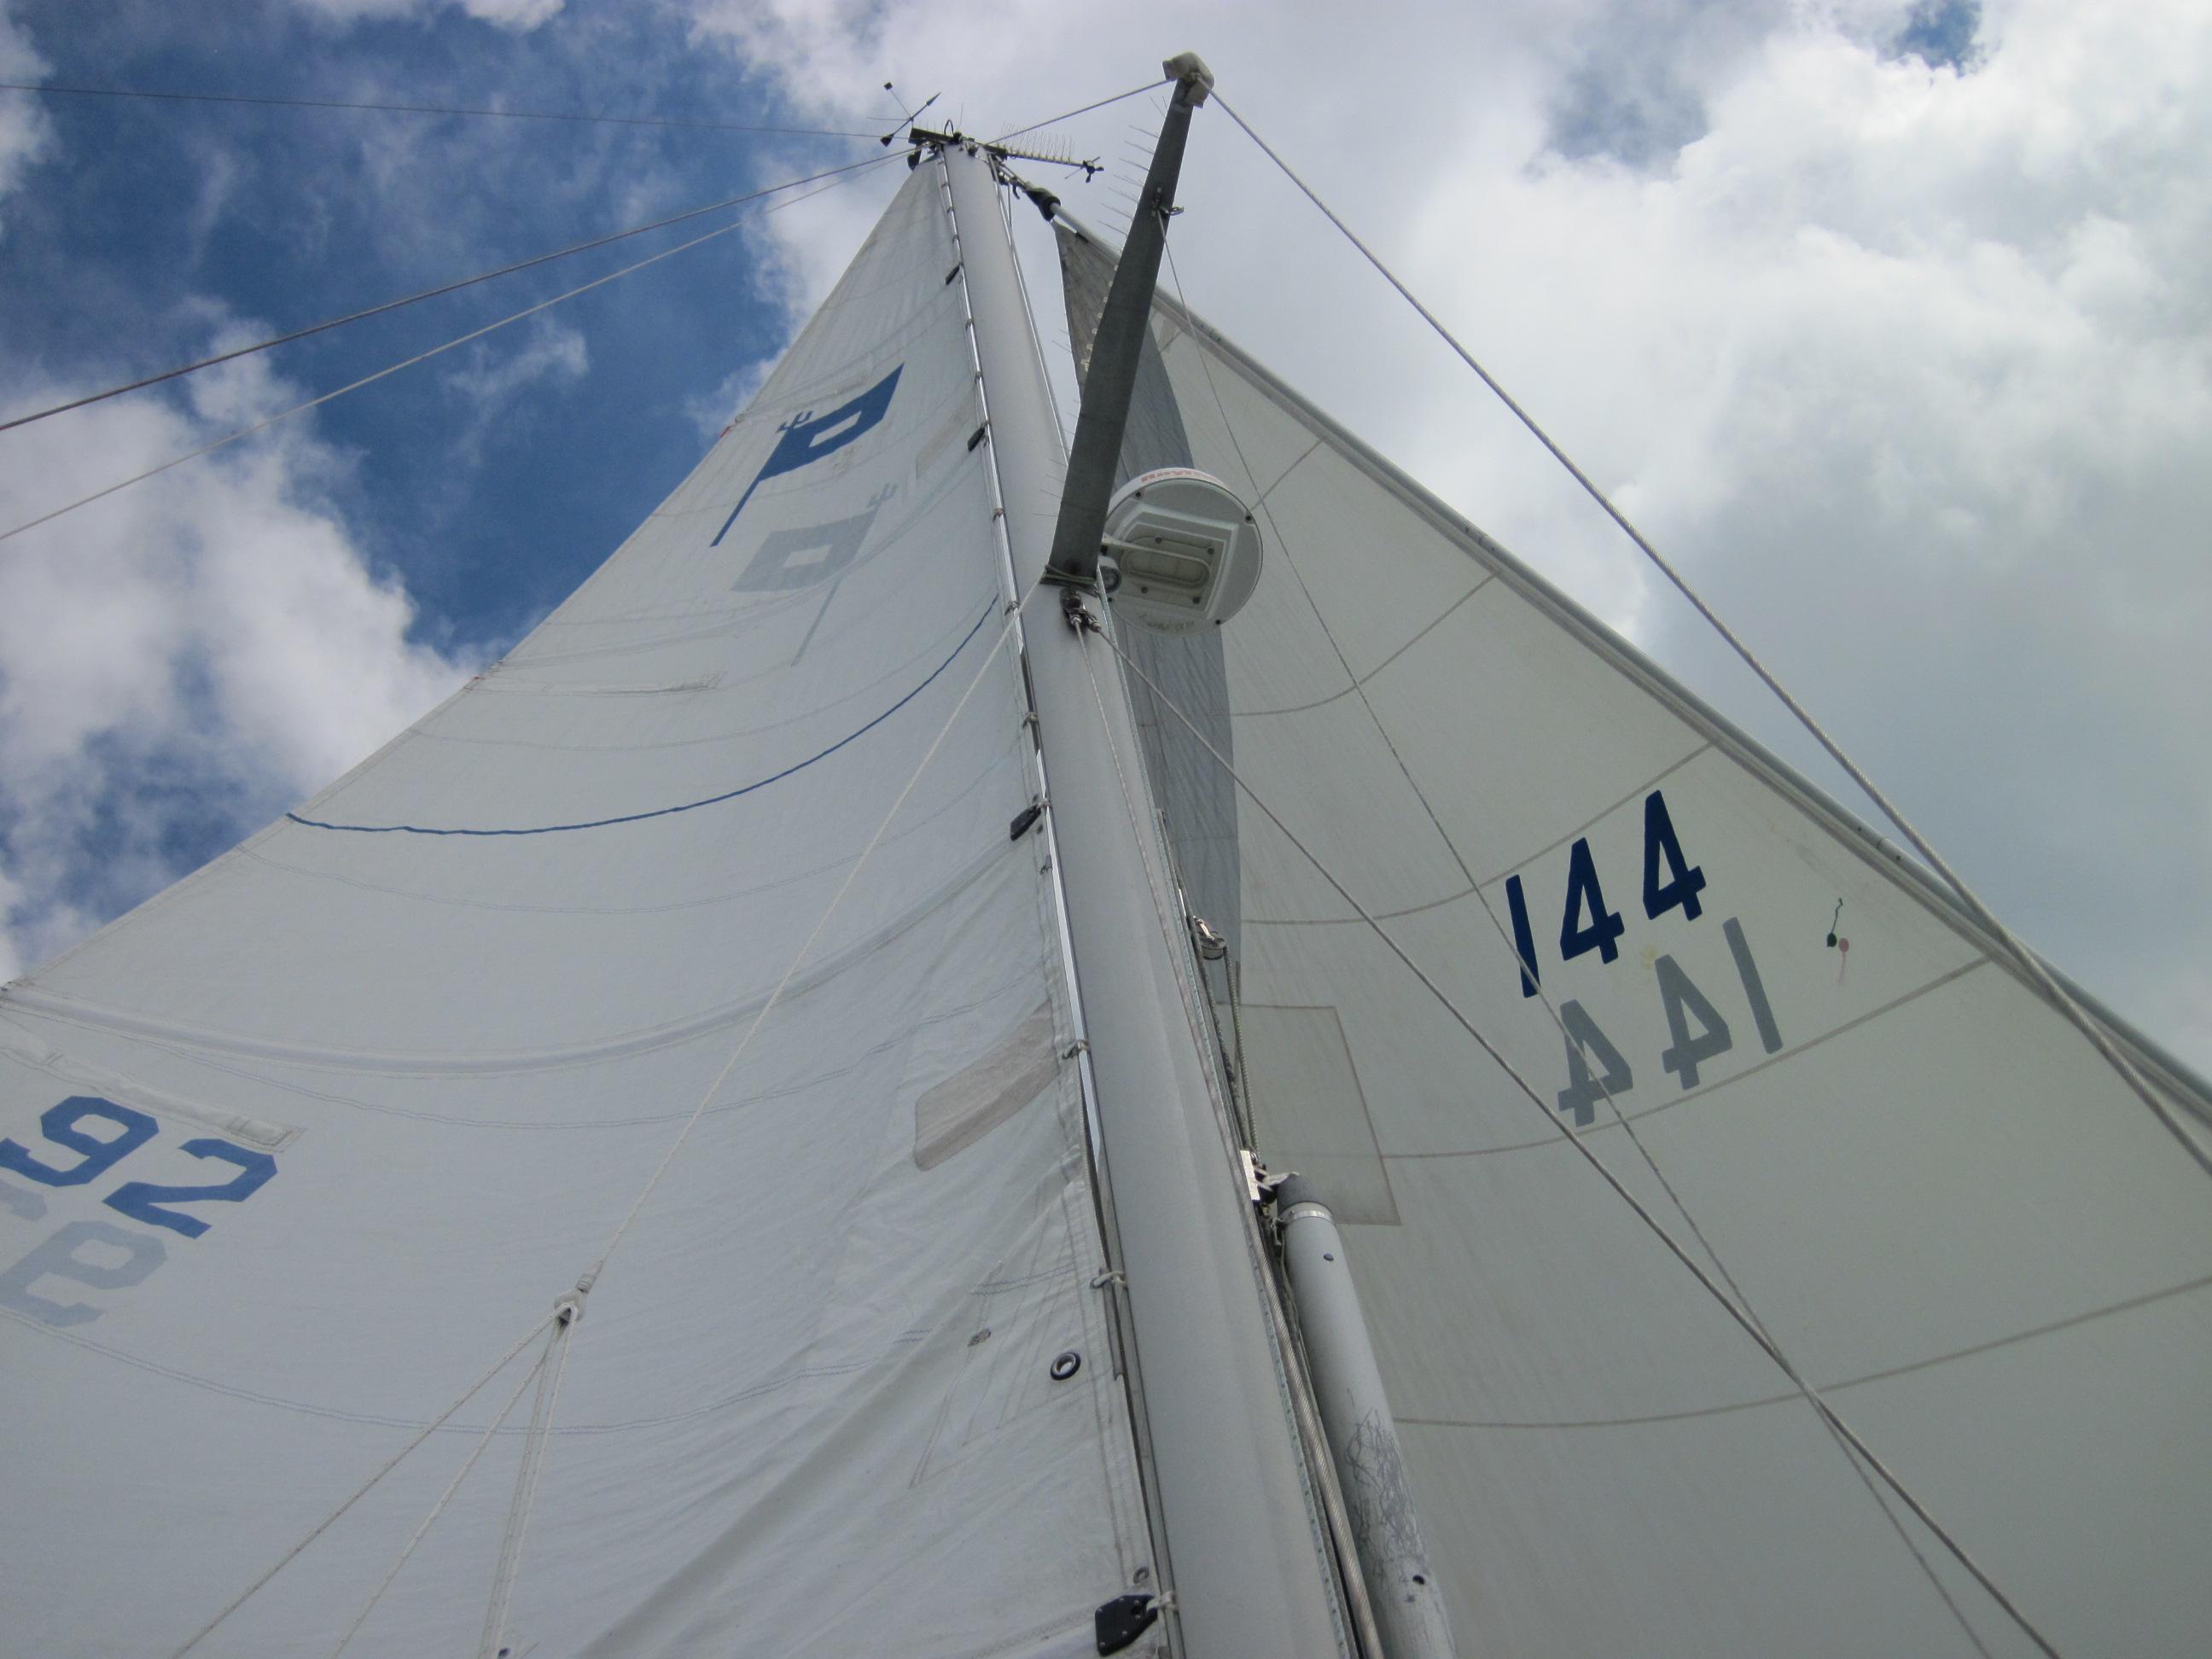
939,99,1355,1655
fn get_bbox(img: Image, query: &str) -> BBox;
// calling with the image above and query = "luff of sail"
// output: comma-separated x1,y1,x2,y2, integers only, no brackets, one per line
0,168,1158,1656
1060,220,2212,1657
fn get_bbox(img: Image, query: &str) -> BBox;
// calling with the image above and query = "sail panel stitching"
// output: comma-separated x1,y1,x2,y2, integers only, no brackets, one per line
1225,575,1491,719
1395,1268,2212,1430
1386,958,1988,1159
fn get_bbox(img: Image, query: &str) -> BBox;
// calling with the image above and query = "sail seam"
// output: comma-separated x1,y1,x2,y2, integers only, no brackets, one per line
0,851,1017,1078
1226,575,1492,719
1383,958,1988,1159
286,597,997,835
1394,1268,2212,1429
1240,743,1715,926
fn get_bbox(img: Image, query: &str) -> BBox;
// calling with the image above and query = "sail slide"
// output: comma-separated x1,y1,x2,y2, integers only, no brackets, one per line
1060,224,2212,1657
0,168,1157,1656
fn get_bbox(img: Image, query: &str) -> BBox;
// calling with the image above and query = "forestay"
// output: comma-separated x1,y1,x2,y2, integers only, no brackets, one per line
0,167,1156,1658
1061,222,2212,1658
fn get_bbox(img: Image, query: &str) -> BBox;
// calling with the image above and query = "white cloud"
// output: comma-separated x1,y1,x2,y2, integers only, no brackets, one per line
276,0,563,31
440,315,590,461
0,0,55,236
443,315,590,410
684,357,771,442
0,335,475,982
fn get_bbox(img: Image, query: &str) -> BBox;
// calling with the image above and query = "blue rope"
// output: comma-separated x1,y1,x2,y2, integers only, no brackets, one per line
288,597,997,836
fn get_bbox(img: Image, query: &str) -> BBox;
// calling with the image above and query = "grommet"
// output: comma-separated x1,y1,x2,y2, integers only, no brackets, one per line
1050,1349,1082,1381
969,1327,992,1347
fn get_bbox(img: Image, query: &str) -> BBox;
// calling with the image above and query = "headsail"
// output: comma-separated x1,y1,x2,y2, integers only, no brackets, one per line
1062,221,2212,1657
0,167,1157,1656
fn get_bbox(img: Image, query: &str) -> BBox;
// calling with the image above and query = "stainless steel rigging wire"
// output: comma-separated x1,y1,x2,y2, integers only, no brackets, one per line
0,153,893,437
0,79,876,138
985,78,1167,146
0,159,902,548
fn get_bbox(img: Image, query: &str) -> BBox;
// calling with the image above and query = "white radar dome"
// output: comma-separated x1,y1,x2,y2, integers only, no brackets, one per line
1097,468,1263,633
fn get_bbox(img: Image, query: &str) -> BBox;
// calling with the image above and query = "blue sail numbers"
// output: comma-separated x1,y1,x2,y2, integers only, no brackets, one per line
711,364,903,546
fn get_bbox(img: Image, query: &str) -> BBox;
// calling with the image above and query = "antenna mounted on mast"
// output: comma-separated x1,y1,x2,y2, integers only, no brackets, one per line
1043,52,1214,589
878,82,940,146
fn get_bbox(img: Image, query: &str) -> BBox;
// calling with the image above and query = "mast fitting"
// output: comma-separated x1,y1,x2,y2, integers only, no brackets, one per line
1162,52,1214,104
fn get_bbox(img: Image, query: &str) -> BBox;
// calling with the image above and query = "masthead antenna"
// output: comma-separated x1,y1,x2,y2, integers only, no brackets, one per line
879,84,940,146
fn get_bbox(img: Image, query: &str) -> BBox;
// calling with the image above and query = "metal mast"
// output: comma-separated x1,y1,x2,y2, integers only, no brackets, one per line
934,61,1356,1656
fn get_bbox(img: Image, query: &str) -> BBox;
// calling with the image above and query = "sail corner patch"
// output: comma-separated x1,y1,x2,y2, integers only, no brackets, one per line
913,1002,1057,1170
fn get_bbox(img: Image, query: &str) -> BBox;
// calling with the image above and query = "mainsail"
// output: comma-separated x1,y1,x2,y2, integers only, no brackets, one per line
0,167,1155,1656
1059,220,2212,1656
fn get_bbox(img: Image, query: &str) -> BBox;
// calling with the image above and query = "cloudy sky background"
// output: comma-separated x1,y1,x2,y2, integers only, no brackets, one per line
0,0,2205,1075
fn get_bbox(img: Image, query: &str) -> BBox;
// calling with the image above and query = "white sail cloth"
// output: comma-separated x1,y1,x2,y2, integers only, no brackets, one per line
0,168,1154,1657
1061,223,2212,1658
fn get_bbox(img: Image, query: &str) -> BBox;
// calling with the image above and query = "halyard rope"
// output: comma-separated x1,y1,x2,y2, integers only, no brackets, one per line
174,1313,556,1656
329,1343,553,1657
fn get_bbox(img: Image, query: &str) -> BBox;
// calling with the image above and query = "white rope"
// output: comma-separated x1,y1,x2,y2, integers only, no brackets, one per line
1212,92,2212,1187
173,1312,555,1656
329,1343,553,1657
1093,624,2064,1659
0,163,896,550
479,1313,579,1659
1158,230,1996,1657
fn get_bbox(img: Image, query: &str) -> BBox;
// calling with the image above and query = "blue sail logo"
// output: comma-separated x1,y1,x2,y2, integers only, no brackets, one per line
711,364,903,546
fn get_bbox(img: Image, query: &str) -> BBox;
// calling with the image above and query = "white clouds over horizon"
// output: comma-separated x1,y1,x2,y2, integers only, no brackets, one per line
0,341,475,982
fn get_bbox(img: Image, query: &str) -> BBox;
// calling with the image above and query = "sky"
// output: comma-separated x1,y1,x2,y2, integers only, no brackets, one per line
0,0,2205,1077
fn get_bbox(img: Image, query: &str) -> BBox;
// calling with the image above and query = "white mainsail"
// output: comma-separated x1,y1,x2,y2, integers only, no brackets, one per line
1060,221,2212,1657
0,167,1156,1656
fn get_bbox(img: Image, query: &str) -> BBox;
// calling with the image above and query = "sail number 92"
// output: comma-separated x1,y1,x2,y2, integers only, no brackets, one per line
0,1098,277,1328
